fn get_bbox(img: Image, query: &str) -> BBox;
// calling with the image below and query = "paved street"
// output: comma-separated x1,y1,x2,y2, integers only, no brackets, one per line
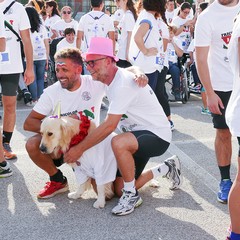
0,93,235,240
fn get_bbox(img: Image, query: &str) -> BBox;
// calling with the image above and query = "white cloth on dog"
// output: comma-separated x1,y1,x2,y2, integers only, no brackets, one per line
73,133,117,185
34,75,105,125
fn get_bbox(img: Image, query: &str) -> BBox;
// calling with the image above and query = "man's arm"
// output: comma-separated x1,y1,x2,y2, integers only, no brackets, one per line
23,110,46,133
76,30,84,49
195,46,224,114
20,29,34,85
64,114,122,163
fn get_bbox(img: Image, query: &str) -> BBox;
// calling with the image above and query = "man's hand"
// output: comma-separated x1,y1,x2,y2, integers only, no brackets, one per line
64,144,83,164
134,73,148,87
24,67,34,85
207,92,224,115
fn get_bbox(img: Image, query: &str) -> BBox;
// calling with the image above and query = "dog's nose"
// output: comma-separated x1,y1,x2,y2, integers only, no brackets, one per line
39,144,47,153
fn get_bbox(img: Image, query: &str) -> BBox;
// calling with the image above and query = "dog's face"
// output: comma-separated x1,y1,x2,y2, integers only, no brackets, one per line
39,117,64,155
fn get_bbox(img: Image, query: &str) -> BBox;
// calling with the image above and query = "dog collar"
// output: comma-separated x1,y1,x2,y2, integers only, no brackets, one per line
68,115,90,149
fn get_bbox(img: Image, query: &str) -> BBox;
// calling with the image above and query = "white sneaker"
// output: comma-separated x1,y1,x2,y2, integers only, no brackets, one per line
164,155,182,190
111,189,143,216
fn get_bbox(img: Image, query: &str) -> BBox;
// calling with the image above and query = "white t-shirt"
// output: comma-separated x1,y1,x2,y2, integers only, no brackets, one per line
51,19,78,38
226,15,240,137
172,16,192,53
74,133,117,185
77,10,115,52
30,24,48,61
0,0,30,74
195,0,240,91
166,37,183,64
116,10,135,60
187,39,196,61
0,11,5,72
129,10,163,73
111,9,124,24
44,14,61,38
33,75,105,126
56,38,76,52
158,18,169,69
106,68,172,143
165,10,174,25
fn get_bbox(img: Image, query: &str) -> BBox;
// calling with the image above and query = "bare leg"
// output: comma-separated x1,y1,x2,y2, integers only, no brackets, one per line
2,96,16,133
215,129,232,167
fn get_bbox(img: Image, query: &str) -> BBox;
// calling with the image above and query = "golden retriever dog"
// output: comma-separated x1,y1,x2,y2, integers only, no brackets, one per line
39,116,117,209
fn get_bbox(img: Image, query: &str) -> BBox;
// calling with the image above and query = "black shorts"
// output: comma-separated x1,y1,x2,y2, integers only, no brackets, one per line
0,73,20,96
212,91,232,129
116,130,170,179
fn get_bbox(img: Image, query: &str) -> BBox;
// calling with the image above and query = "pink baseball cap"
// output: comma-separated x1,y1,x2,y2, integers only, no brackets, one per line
82,37,119,62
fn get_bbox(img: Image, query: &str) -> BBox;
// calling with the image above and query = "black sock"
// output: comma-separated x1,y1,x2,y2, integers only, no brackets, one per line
0,161,7,167
2,131,13,143
50,170,66,183
219,165,231,180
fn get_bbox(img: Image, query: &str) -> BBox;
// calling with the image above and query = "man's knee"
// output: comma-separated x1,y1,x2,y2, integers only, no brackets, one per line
25,135,41,154
216,128,231,142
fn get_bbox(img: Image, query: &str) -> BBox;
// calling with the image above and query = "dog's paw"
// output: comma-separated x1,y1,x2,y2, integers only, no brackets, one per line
93,200,105,209
68,192,81,199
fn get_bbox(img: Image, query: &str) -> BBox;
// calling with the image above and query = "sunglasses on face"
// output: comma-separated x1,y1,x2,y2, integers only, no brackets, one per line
84,57,106,68
182,10,190,14
62,11,71,14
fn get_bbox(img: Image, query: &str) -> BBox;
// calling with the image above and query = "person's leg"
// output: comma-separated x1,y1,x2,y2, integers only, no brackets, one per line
146,71,158,92
0,129,12,178
228,137,240,239
169,62,181,100
1,74,19,160
212,91,232,203
25,134,68,198
35,60,46,100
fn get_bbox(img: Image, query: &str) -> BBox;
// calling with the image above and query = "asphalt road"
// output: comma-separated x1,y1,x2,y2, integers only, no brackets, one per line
0,93,235,240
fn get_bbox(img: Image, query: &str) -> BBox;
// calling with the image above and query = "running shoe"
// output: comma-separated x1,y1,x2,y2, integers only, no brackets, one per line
0,161,13,178
217,179,232,204
37,179,69,199
3,143,17,160
164,155,183,190
111,189,143,216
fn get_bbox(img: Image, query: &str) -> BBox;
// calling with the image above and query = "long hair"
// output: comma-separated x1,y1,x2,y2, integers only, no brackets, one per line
127,0,138,21
25,6,42,33
143,0,166,21
45,0,60,17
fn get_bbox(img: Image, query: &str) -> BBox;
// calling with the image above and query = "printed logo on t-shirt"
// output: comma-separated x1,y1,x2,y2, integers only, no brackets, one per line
82,91,91,101
221,31,232,49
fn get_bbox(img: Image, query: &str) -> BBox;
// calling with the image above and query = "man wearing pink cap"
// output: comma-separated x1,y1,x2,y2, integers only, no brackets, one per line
65,37,182,216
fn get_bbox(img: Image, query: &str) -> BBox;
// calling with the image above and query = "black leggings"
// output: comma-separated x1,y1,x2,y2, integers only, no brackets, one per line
155,67,171,117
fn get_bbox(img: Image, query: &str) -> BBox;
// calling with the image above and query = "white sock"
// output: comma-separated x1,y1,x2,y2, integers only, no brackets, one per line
123,179,136,194
151,163,169,178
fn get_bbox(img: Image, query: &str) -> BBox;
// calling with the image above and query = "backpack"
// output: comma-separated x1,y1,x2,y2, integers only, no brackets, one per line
84,13,106,49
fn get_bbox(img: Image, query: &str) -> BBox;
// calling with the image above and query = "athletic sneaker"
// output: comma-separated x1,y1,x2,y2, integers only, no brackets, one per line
0,161,13,178
37,180,69,199
169,120,174,131
111,189,143,216
164,155,182,190
3,143,17,160
23,90,32,105
217,179,232,204
201,107,211,116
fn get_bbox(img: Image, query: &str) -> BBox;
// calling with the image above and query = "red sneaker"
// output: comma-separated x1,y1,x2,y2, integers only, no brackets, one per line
37,181,69,199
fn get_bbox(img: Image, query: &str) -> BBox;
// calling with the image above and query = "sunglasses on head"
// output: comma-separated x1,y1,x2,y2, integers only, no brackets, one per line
63,11,71,14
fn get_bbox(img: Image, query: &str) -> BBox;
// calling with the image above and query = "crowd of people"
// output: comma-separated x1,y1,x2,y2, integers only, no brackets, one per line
1,0,240,238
